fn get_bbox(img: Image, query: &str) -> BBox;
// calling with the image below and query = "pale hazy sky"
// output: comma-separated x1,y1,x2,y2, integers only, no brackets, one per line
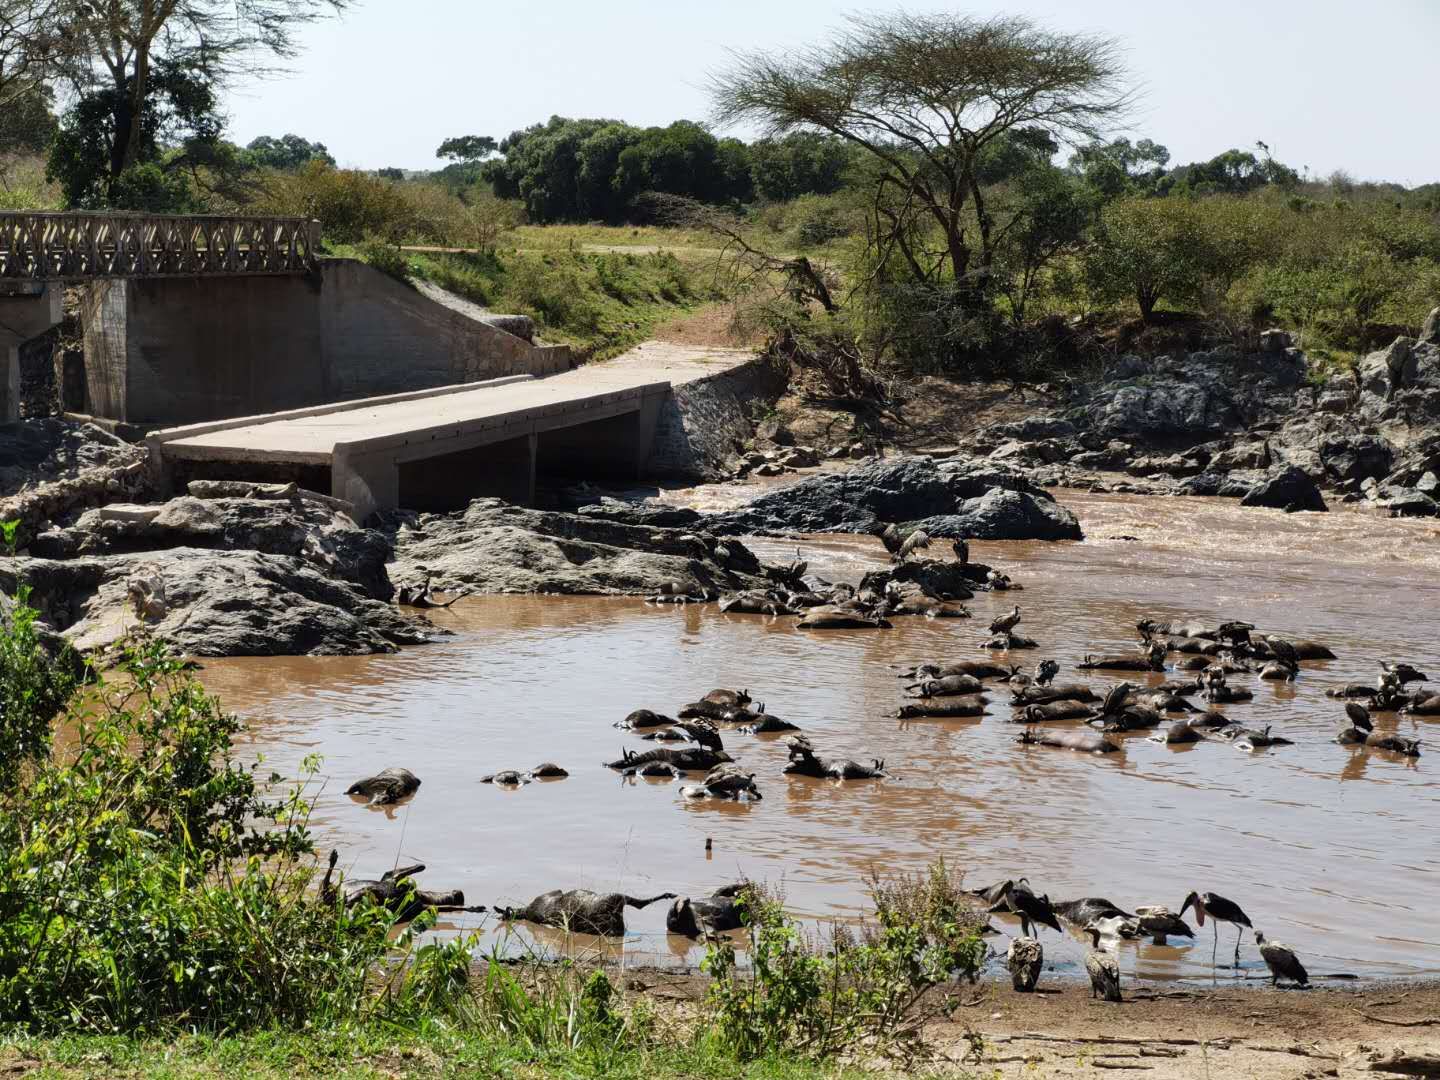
225,0,1439,186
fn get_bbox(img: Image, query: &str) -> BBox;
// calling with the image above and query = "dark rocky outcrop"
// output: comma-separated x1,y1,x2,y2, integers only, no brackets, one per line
387,499,775,596
1238,466,1328,513
0,419,145,499
944,337,1440,517
909,489,1083,542
709,456,1082,540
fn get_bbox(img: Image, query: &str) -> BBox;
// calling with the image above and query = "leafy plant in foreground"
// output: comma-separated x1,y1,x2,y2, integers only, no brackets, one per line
702,863,986,1061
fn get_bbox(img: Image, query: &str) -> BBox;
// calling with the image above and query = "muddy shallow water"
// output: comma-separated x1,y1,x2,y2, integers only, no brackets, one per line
201,492,1440,983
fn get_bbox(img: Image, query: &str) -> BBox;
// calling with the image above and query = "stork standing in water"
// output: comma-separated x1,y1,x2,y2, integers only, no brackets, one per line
1180,890,1253,968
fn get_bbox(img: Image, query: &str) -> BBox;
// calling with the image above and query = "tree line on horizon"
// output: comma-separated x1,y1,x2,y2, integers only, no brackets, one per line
2,4,1436,376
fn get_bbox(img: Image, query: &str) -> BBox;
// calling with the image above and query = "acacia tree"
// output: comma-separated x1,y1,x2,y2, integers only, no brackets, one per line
710,13,1129,316
0,0,70,109
49,0,347,204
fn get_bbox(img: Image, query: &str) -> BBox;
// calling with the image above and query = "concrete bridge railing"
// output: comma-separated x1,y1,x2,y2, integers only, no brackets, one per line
0,212,320,282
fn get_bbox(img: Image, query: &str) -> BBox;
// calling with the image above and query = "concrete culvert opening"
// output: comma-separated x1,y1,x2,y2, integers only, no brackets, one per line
535,411,647,487
397,434,536,512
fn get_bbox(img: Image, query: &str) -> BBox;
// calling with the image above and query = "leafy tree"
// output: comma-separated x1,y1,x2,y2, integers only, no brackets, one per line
0,82,56,154
710,12,1128,328
1165,145,1299,197
46,0,346,206
375,166,404,181
573,121,642,220
748,131,854,202
1084,196,1218,321
1070,137,1170,199
436,135,497,163
48,57,231,210
246,133,335,171
615,120,727,208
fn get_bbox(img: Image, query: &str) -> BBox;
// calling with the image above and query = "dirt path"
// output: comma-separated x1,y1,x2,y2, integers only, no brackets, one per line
938,981,1440,1078
629,972,1440,1078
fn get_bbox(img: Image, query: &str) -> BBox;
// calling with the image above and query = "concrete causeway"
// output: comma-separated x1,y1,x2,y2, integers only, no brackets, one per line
150,342,755,520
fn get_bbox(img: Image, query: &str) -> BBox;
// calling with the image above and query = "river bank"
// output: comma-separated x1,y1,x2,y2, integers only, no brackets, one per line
4,976,1437,1078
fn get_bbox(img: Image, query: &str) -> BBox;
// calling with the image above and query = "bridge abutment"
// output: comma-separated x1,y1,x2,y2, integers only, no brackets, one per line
0,284,63,423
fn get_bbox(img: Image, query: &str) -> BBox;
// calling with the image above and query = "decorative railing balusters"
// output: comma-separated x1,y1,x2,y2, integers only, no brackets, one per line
0,214,320,280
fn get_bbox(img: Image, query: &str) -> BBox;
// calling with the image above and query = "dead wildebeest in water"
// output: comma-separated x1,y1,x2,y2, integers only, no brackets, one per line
667,883,752,938
605,745,733,772
323,854,479,922
346,767,420,805
783,735,890,779
896,695,986,719
1016,728,1119,754
496,888,678,936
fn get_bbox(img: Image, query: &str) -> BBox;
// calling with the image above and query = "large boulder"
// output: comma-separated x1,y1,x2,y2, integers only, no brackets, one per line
387,500,775,596
27,494,393,600
1358,337,1440,428
1,550,432,657
1238,466,1328,513
1080,375,1242,442
1318,436,1393,487
711,456,1073,539
909,489,1083,541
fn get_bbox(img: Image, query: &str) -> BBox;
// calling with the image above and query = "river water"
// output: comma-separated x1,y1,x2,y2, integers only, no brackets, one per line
201,491,1440,983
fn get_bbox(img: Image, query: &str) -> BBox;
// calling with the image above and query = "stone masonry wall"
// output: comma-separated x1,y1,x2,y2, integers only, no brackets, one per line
646,355,786,480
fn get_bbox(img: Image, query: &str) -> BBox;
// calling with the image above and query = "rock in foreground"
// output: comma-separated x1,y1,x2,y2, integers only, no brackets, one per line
2,549,432,657
387,499,776,596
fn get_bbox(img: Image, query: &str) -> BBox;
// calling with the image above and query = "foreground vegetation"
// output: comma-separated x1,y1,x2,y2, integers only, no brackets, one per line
0,1030,914,1080
0,590,987,1074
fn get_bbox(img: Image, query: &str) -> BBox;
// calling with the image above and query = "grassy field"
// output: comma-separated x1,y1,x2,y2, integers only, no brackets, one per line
340,241,734,362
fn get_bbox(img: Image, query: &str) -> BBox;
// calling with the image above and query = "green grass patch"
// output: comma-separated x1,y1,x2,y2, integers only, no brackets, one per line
341,244,727,361
0,1027,915,1079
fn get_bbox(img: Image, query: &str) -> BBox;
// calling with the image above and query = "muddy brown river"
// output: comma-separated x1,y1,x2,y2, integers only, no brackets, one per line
200,491,1440,983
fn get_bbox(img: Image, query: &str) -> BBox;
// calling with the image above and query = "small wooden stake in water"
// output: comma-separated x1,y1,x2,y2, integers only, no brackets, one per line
705,837,713,858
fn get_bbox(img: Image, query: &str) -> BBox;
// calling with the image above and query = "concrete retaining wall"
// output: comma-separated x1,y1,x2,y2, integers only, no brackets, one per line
646,355,785,479
1,284,63,424
80,259,572,425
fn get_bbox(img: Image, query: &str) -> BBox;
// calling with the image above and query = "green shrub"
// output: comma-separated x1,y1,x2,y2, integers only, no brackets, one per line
0,587,78,787
702,863,986,1061
357,235,412,283
0,623,398,1033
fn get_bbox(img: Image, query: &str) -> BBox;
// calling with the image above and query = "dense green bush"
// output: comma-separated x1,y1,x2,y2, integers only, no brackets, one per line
0,587,77,787
0,621,398,1033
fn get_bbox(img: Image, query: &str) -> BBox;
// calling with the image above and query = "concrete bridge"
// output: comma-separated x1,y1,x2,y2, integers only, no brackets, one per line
0,212,574,426
1,211,321,422
148,345,755,521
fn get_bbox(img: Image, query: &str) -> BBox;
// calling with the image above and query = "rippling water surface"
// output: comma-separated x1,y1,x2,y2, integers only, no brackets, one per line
202,492,1440,982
